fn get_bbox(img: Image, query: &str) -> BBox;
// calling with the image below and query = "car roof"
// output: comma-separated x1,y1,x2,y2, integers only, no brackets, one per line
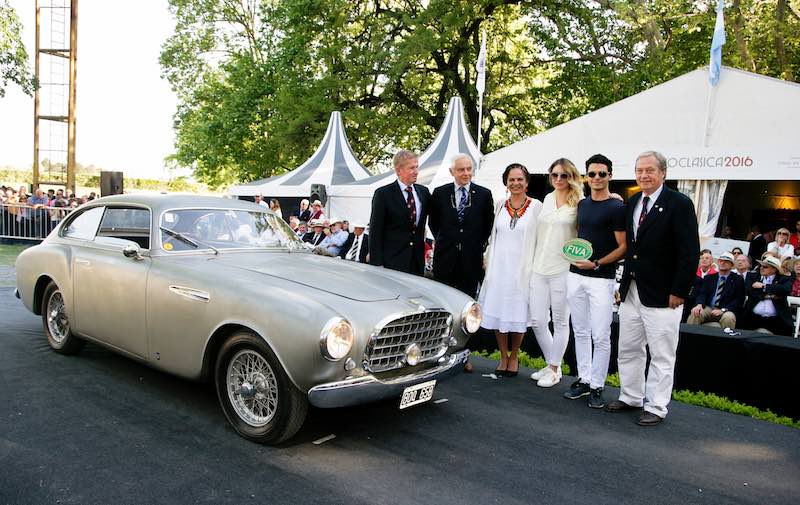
84,193,267,215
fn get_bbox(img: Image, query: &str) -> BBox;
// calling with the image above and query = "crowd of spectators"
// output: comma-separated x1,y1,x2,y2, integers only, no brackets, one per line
0,184,97,238
683,222,800,336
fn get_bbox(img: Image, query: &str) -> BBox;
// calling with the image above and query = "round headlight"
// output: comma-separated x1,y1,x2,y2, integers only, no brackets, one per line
461,301,483,334
319,317,354,361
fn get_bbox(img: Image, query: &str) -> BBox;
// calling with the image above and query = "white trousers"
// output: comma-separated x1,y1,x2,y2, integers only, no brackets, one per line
617,281,682,418
566,273,615,389
530,271,570,367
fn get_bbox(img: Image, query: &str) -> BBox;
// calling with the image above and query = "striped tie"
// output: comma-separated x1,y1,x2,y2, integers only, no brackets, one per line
457,187,467,223
638,196,650,228
713,275,726,307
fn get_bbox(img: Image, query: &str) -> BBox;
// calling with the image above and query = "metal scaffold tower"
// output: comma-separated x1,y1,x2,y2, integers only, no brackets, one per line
33,0,78,193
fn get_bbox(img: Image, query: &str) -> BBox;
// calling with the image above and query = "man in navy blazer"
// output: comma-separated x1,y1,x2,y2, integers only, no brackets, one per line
369,150,430,275
429,154,494,298
606,151,700,427
687,251,745,329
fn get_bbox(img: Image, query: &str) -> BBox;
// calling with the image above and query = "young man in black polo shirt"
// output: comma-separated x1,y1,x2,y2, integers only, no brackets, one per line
564,154,627,408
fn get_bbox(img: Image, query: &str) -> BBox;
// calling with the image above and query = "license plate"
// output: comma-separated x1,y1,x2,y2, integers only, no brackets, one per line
399,380,436,410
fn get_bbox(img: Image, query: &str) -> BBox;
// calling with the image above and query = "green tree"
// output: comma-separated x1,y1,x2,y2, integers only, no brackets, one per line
0,0,35,97
161,0,800,186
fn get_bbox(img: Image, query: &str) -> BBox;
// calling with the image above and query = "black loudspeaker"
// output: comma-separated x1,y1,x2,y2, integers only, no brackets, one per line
100,171,124,196
310,183,327,206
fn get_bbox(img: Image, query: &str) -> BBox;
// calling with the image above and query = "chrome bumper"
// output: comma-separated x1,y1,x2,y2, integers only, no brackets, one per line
307,349,470,408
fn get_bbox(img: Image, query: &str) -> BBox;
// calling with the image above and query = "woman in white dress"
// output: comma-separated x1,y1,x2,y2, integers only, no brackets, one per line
478,164,542,376
529,158,584,387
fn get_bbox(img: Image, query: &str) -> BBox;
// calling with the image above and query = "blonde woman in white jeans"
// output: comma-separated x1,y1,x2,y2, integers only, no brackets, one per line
529,158,584,387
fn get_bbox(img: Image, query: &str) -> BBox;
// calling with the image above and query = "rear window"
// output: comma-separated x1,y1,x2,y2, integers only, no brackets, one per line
97,208,151,249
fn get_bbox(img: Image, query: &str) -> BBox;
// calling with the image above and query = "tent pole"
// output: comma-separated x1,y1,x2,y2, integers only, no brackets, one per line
477,94,484,153
702,82,717,148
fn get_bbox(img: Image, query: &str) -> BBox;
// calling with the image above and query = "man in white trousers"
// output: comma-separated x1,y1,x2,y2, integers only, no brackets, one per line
606,151,699,426
564,154,627,409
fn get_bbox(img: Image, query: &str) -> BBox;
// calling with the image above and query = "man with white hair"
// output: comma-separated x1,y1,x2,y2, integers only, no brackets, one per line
429,153,494,298
369,149,430,275
254,193,269,208
688,251,745,330
606,150,699,426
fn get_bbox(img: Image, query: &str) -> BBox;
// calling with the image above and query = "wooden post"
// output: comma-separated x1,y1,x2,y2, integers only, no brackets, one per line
66,0,78,194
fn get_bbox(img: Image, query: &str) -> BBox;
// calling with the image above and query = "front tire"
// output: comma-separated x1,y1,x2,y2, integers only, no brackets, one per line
215,330,308,444
41,282,85,354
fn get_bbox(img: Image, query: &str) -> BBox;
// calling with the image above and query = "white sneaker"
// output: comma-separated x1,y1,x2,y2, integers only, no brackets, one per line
537,368,561,388
531,366,562,381
530,368,546,380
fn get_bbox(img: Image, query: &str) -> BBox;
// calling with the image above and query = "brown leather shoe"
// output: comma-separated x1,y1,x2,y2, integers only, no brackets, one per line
463,360,474,373
637,411,663,426
605,400,641,413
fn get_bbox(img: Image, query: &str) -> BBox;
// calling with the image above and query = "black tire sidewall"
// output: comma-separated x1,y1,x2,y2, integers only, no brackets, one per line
214,331,300,443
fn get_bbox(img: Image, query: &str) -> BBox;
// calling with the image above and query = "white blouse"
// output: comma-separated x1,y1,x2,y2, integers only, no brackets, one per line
532,192,579,276
767,241,794,259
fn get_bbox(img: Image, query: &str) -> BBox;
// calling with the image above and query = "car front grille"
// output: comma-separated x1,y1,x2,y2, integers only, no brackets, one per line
364,310,452,373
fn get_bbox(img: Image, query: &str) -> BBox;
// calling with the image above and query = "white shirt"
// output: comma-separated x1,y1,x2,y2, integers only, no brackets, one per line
752,274,777,317
397,180,422,227
257,200,269,208
532,192,578,276
767,241,794,259
632,184,665,240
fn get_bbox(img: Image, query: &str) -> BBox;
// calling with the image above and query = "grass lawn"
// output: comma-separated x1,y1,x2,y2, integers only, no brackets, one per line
0,243,33,287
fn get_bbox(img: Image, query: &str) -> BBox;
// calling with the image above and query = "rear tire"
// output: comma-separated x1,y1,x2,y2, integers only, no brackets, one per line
41,282,84,355
215,330,308,444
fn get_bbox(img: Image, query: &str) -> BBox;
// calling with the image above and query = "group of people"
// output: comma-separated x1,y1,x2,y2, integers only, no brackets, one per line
686,240,799,336
367,149,700,427
0,185,95,238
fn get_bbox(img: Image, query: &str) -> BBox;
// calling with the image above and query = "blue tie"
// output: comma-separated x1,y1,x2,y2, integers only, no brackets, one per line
457,187,467,223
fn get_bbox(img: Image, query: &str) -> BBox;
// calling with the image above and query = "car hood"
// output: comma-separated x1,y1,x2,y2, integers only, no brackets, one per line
211,253,424,302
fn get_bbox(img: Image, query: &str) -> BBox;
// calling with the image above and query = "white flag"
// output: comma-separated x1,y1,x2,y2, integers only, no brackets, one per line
476,31,486,95
709,0,726,86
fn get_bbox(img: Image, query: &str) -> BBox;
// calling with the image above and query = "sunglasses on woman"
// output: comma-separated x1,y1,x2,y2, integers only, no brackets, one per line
586,171,608,179
550,172,570,180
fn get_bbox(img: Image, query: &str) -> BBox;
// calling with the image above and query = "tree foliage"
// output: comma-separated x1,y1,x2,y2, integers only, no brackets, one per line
161,0,800,186
0,0,36,98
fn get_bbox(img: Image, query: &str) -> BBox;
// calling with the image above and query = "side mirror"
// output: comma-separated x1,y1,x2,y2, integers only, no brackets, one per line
122,243,143,260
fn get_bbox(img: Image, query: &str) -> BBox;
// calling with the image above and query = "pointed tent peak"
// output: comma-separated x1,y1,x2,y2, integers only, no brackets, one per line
228,110,371,196
417,96,482,188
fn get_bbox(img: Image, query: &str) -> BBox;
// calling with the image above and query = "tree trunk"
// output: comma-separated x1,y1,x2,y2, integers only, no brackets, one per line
775,0,788,79
732,0,756,72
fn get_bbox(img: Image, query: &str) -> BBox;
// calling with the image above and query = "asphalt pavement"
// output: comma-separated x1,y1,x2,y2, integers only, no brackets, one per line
1,288,798,505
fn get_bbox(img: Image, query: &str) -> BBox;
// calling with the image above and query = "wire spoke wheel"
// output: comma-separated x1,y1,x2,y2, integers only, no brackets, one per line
226,349,279,427
46,290,69,344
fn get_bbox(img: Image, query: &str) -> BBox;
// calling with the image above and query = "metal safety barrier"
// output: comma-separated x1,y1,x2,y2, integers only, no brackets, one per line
0,203,74,241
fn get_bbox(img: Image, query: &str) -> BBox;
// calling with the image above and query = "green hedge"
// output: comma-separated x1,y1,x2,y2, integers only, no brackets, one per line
472,351,799,429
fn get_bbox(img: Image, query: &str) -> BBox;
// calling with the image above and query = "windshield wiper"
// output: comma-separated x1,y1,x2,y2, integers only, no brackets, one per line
160,226,220,255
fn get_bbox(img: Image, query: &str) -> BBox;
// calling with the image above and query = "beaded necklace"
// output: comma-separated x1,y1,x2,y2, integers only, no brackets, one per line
505,197,531,230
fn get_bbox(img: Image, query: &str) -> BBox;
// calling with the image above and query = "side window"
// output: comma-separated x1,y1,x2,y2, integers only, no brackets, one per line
62,207,105,241
97,208,151,249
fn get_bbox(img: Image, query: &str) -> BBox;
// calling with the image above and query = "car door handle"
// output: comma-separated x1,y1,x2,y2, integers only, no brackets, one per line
75,259,91,266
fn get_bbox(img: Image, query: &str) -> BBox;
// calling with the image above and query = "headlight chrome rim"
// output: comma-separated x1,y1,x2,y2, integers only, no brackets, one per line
319,317,354,361
461,301,482,334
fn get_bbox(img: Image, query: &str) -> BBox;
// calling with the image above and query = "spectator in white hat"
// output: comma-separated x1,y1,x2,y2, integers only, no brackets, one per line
303,219,325,246
310,200,326,220
339,222,369,263
314,218,348,256
687,252,745,330
739,255,793,335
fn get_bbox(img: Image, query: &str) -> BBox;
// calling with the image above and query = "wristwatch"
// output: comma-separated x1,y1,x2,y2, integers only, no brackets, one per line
593,260,601,270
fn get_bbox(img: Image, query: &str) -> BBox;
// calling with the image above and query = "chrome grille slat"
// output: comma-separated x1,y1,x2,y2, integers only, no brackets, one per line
364,310,452,373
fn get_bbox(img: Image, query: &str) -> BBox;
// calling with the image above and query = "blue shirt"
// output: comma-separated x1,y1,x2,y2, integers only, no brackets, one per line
320,229,348,255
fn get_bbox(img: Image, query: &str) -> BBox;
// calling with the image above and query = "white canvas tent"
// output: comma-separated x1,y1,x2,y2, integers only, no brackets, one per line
228,111,371,197
473,66,800,240
328,96,481,223
475,66,800,193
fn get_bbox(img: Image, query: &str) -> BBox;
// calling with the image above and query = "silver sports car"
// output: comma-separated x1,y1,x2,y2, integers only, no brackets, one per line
15,194,481,444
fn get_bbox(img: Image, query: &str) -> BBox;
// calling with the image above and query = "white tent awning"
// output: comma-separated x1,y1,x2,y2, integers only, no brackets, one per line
228,111,371,197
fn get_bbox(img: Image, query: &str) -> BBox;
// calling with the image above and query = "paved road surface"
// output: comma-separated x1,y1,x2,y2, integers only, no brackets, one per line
1,289,798,504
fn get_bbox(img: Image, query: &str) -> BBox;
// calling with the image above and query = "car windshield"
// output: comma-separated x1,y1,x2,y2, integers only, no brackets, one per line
160,208,307,252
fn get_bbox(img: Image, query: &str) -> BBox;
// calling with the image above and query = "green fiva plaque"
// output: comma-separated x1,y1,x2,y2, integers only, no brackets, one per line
562,238,593,262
